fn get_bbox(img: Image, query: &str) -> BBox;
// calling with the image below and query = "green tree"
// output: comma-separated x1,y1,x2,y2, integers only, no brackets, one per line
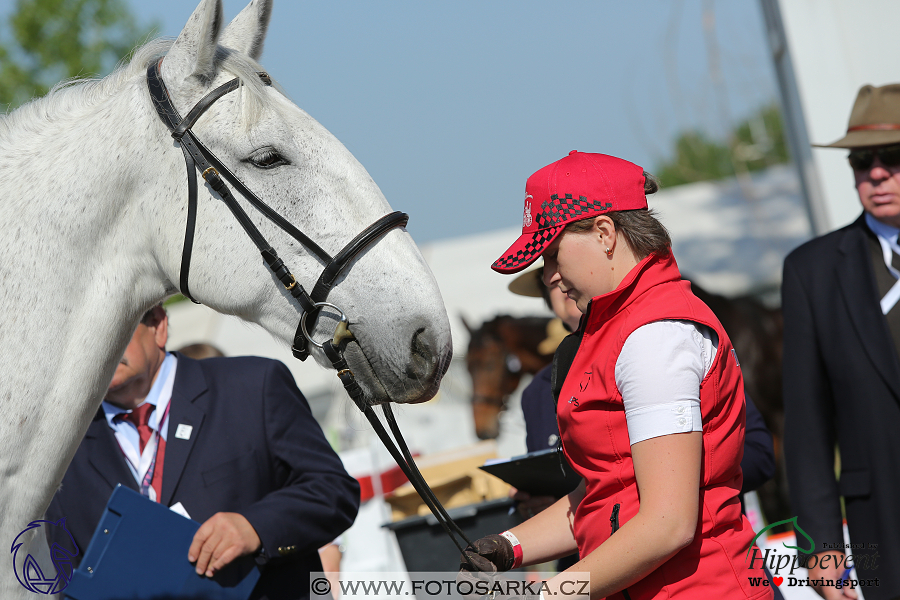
655,104,790,187
0,0,157,109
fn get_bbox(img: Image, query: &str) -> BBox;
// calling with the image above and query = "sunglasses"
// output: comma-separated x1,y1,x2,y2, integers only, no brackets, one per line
847,144,900,171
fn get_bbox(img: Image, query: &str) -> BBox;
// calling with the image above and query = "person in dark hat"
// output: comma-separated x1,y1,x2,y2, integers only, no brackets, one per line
782,84,900,599
459,151,772,598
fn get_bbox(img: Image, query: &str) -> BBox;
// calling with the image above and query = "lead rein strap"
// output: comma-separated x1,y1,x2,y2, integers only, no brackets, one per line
380,403,477,547
321,340,477,567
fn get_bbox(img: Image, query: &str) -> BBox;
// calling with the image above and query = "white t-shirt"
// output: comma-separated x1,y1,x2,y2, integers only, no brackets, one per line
614,320,718,445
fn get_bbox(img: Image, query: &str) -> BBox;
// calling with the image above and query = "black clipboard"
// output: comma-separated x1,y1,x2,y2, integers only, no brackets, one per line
478,448,582,497
64,485,260,600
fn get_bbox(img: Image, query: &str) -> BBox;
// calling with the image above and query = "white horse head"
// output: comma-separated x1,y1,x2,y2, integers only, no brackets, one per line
0,0,450,596
152,0,452,403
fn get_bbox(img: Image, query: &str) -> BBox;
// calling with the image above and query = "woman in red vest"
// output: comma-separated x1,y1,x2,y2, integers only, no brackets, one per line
462,151,773,599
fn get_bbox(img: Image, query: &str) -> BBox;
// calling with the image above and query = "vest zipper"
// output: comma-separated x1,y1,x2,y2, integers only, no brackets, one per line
609,503,632,600
609,503,621,534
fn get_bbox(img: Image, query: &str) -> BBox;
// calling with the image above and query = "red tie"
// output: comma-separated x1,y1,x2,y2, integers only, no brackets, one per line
120,403,166,501
121,403,155,453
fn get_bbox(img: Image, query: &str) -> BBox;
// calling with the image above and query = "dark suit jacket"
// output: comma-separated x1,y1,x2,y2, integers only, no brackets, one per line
47,354,360,600
783,214,900,597
521,364,557,453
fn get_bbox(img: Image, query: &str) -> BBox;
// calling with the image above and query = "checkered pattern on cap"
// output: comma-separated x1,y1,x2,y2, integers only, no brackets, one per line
540,193,614,228
492,151,647,274
492,225,563,272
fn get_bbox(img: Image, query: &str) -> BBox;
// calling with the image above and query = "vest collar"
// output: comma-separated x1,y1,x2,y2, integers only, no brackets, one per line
583,251,682,327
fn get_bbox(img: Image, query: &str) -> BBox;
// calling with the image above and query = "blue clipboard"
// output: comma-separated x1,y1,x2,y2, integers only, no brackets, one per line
65,485,260,600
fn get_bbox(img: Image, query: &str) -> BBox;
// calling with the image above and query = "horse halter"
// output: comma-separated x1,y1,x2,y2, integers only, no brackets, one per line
146,59,407,361
146,60,478,563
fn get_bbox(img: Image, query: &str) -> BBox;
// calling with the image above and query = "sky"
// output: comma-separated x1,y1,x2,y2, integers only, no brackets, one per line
6,0,782,244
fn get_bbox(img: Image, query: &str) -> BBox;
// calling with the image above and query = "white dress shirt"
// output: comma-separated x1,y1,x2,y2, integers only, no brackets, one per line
101,352,177,485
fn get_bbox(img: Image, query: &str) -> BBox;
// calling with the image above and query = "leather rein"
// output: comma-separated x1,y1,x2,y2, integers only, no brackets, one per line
146,60,476,562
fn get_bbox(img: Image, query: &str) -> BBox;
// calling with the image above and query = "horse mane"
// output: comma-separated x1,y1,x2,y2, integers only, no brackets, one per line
0,37,275,142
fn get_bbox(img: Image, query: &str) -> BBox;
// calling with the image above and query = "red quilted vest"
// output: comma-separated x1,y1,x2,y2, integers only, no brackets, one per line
555,252,771,599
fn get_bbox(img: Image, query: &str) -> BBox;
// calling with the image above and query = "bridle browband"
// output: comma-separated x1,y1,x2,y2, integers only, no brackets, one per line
146,59,477,563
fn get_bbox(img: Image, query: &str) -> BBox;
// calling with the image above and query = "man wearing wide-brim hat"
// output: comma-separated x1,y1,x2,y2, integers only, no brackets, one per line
783,83,900,599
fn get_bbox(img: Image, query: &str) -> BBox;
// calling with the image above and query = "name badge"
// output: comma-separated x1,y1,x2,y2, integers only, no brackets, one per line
174,424,193,440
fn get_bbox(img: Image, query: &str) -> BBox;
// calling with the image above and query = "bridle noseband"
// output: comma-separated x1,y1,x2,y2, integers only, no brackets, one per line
146,59,478,564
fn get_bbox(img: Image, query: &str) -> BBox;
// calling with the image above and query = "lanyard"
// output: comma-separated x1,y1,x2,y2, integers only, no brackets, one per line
139,401,171,501
117,401,171,500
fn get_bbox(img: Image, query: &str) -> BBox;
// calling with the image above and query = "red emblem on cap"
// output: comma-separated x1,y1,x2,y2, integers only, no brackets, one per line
523,195,533,228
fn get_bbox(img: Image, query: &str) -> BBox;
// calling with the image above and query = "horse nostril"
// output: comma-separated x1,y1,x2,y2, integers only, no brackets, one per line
406,327,434,380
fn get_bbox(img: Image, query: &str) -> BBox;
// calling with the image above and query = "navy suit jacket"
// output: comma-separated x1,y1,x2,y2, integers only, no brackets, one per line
47,354,360,600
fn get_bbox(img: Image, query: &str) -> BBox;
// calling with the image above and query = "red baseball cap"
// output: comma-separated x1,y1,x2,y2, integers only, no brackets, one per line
492,151,647,274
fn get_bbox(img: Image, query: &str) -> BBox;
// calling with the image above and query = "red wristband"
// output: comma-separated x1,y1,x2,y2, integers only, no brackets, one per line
500,530,523,569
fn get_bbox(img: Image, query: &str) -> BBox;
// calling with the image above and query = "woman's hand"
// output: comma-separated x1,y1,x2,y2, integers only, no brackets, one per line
459,534,516,574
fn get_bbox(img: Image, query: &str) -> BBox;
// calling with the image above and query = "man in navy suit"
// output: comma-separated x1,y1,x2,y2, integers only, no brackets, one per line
46,305,360,600
783,84,900,599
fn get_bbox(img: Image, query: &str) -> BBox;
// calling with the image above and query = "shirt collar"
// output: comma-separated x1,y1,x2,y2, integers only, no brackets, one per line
102,353,177,428
865,213,900,249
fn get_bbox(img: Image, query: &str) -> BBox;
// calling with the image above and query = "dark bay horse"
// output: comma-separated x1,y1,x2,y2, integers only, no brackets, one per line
463,315,554,439
464,281,789,523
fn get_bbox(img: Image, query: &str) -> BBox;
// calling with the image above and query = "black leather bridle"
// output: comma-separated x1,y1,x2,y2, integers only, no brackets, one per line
146,59,476,563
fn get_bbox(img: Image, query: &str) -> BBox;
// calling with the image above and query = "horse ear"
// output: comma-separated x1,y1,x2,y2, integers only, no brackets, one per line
165,0,224,84
460,315,474,335
219,0,273,61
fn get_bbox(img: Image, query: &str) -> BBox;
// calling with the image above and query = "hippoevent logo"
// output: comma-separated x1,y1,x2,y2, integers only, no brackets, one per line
745,517,880,591
10,519,80,595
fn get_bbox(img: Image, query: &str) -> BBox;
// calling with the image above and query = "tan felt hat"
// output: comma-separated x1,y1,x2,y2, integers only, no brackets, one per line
507,264,544,298
816,83,900,149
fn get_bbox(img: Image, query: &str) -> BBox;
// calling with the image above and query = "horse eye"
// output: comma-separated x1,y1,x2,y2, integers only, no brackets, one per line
246,148,289,169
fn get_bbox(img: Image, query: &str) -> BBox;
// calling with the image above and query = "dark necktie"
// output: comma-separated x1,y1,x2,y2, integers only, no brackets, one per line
121,403,155,453
892,236,900,275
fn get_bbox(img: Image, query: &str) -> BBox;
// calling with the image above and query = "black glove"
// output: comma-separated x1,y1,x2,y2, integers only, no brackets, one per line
459,533,516,574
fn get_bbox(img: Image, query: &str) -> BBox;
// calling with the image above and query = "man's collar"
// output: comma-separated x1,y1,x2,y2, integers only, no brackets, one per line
865,212,900,244
102,353,177,427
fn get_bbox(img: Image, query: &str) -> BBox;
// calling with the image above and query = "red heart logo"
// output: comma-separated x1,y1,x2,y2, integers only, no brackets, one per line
773,577,784,586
